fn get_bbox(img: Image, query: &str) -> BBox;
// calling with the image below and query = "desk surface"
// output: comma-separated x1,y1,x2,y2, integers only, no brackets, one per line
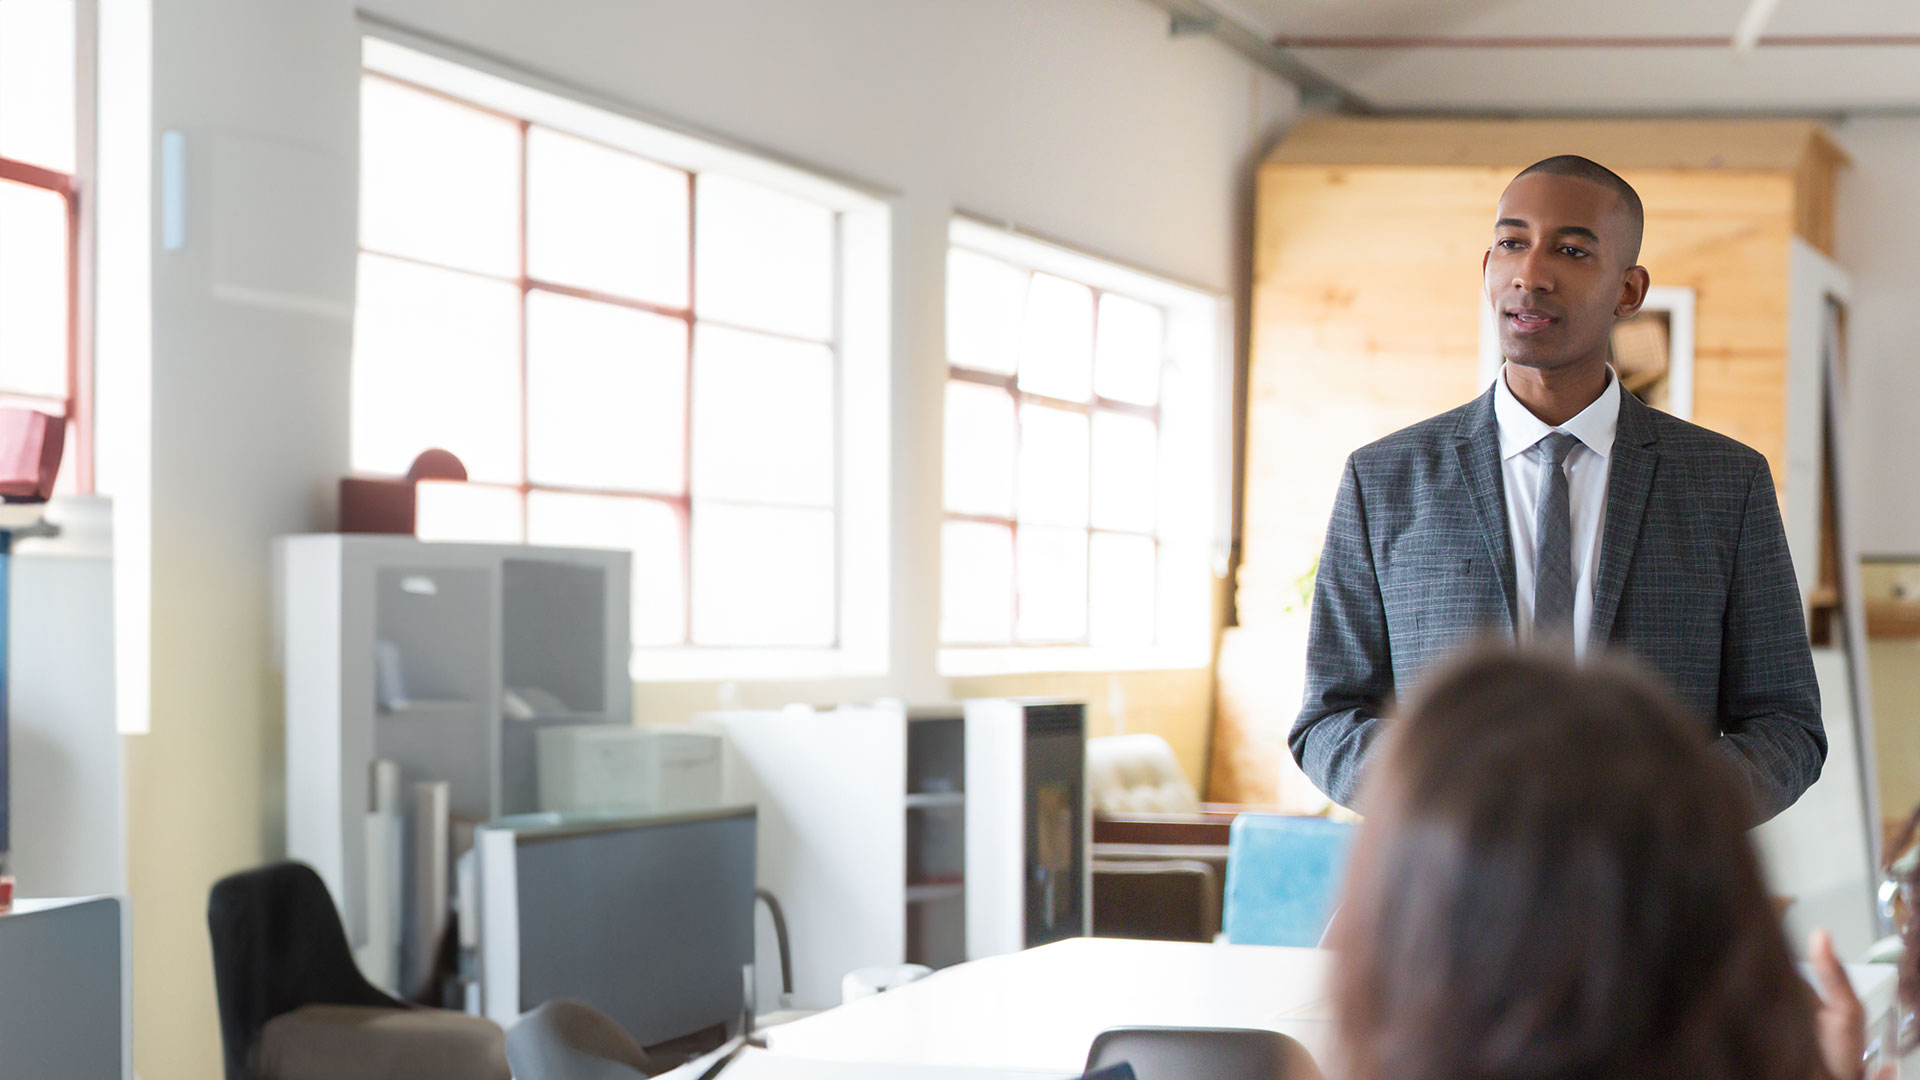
767,938,1335,1072
766,937,1899,1076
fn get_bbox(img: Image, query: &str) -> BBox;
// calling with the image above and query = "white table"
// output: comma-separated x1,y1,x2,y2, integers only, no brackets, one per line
767,938,1335,1073
765,937,1900,1077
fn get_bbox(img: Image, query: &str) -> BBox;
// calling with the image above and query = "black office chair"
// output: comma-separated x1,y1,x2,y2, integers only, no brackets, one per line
207,861,507,1080
1083,1026,1323,1080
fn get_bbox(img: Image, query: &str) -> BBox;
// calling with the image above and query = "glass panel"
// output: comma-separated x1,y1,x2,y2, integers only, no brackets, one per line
526,290,687,495
1017,404,1088,527
943,381,1015,517
0,179,69,399
1016,525,1088,643
940,520,1013,645
526,127,690,306
691,324,834,507
351,253,522,483
527,490,685,647
946,249,1025,375
359,76,520,276
415,481,524,543
690,502,835,647
1094,293,1163,406
694,173,834,341
1090,411,1157,534
1089,532,1156,647
0,0,76,172
1016,272,1093,402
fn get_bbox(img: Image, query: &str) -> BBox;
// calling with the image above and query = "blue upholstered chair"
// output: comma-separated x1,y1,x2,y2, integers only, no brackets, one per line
1221,815,1357,948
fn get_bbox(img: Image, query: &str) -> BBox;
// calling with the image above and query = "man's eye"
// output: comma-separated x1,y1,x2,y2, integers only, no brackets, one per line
1496,238,1523,251
1561,246,1589,258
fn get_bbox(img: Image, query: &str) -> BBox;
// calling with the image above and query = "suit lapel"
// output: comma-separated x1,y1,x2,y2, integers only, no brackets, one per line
1454,388,1517,637
1589,391,1661,650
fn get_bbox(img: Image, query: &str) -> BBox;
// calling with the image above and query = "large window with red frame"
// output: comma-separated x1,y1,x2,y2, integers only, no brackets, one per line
0,0,85,493
353,73,842,651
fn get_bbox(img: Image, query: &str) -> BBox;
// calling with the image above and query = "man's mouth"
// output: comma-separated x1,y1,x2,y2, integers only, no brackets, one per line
1506,310,1555,333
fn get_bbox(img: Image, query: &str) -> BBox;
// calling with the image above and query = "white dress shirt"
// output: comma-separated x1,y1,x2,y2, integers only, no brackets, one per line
1494,365,1621,659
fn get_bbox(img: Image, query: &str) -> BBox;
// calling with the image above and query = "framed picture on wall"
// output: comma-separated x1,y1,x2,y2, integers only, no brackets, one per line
1478,285,1696,419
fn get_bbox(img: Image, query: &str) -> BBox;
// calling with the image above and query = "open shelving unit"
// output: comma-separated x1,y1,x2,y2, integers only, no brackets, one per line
709,698,1087,1009
277,536,632,964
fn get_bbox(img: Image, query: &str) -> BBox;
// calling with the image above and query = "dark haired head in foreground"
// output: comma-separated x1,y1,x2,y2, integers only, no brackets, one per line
1329,650,1826,1080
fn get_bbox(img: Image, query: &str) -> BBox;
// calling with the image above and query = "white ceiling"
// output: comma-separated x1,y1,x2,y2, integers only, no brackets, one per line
1204,0,1920,113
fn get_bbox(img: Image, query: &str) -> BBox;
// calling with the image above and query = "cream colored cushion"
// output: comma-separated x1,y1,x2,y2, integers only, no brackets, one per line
1086,734,1200,814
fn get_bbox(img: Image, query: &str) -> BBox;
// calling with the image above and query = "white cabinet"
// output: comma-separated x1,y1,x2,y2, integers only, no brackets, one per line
709,699,1087,1010
276,536,631,965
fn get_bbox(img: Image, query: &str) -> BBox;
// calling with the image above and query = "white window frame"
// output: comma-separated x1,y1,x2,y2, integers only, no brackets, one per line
938,217,1229,677
360,36,892,682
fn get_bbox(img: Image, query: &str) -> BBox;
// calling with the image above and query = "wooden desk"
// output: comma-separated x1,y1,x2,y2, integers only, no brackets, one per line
765,937,1900,1076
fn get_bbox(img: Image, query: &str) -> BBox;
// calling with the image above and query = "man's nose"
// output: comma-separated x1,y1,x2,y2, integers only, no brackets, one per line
1511,247,1554,293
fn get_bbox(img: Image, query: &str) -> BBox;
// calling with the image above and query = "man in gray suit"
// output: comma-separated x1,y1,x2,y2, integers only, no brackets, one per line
1291,156,1824,824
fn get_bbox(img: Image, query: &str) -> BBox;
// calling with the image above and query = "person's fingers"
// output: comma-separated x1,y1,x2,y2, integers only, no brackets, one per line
1873,1066,1894,1080
1811,929,1861,1011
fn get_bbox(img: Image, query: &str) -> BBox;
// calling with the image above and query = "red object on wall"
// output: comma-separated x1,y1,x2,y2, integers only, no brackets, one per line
0,410,66,502
339,449,469,534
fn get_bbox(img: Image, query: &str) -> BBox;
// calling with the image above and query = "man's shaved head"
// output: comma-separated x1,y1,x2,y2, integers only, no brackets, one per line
1512,155,1644,266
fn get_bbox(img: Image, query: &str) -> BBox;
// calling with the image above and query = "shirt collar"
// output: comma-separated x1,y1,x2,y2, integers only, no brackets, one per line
1494,364,1621,463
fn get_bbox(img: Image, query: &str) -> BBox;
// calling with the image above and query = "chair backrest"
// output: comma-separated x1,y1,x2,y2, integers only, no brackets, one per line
1091,858,1219,942
1222,815,1356,948
208,861,404,1080
1084,1026,1323,1080
1086,734,1200,815
506,999,653,1080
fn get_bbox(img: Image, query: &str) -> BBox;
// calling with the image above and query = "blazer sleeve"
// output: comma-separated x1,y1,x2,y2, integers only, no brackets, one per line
1290,455,1394,810
1713,457,1826,825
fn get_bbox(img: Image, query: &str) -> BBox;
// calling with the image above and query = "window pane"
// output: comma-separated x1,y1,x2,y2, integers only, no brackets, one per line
360,76,520,276
1017,273,1093,402
694,173,834,341
352,253,522,483
941,520,1012,644
946,249,1024,375
943,381,1014,517
528,490,685,647
415,481,524,543
1094,293,1163,406
1089,532,1156,647
691,502,835,646
1090,411,1157,534
692,324,834,507
1017,404,1088,527
0,179,69,399
0,0,76,172
1016,525,1087,643
527,291,687,494
527,127,689,306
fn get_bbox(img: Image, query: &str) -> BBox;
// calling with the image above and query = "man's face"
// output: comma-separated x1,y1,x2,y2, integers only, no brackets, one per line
1483,172,1646,372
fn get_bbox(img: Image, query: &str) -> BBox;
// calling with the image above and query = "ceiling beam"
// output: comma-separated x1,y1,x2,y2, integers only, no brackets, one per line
1131,0,1374,113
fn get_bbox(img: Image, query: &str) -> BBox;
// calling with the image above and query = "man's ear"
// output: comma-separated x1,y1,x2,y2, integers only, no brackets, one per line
1615,265,1651,319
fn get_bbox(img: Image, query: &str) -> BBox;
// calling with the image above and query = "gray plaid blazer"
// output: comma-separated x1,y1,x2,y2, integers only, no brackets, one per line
1290,384,1824,823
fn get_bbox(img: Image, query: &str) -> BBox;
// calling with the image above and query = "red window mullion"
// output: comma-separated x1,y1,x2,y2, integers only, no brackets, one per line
681,170,698,647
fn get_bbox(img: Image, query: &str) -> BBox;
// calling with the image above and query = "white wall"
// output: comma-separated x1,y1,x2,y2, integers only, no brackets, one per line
130,2,1295,1076
1834,118,1920,557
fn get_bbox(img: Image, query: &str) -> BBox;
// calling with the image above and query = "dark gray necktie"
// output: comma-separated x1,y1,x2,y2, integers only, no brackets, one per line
1532,431,1580,646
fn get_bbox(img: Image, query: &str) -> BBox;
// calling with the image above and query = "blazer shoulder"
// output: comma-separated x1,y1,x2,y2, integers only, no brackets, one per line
1640,403,1770,477
1349,396,1482,471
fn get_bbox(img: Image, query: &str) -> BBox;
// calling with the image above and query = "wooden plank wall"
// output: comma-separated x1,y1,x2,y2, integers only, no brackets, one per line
1214,159,1801,803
